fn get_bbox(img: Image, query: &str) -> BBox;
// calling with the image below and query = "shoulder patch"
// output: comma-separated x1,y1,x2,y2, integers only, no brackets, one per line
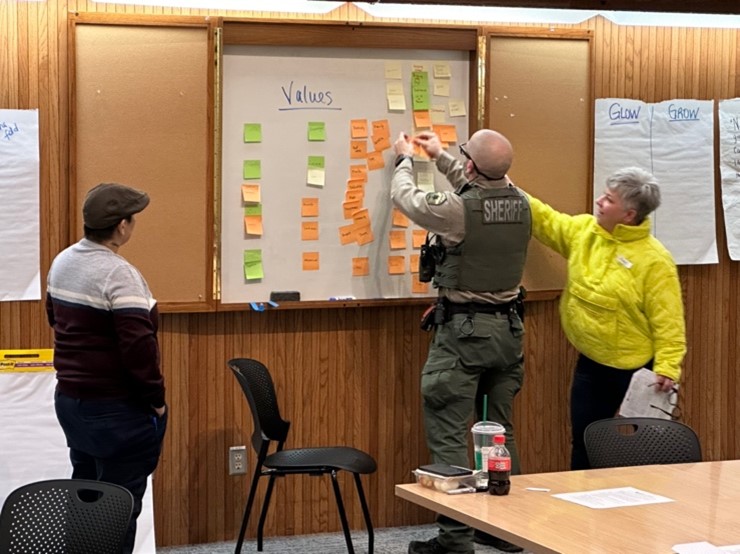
426,192,447,206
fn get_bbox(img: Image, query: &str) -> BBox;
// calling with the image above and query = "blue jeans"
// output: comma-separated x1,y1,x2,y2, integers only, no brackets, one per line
55,391,167,554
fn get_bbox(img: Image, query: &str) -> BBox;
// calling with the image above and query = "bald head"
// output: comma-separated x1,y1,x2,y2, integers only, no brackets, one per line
466,129,513,180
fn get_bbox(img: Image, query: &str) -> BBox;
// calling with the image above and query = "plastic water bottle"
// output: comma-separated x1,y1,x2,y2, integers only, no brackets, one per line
487,434,511,496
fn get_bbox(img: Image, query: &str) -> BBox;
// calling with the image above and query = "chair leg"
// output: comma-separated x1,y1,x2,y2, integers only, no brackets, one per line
257,474,278,552
353,473,374,554
330,470,355,554
235,467,262,554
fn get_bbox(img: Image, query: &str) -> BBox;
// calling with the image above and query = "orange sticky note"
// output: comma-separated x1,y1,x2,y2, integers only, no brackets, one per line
356,223,374,246
392,209,409,228
346,178,365,192
350,119,369,138
343,199,363,219
244,215,263,236
410,254,420,273
412,274,430,294
367,151,385,171
414,110,432,129
241,184,261,204
345,190,364,203
339,224,357,245
302,197,319,217
372,134,391,151
412,229,427,248
350,164,368,182
352,208,370,225
388,256,405,275
302,252,319,271
389,230,406,250
352,257,370,277
301,221,319,241
372,119,390,138
413,143,429,159
350,140,368,159
434,124,458,143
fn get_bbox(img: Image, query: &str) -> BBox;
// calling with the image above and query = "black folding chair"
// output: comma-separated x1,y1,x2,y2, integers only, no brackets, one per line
584,417,702,469
228,358,376,554
0,478,133,554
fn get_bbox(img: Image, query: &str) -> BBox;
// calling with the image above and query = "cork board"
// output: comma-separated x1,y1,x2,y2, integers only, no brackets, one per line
71,21,213,310
487,32,592,293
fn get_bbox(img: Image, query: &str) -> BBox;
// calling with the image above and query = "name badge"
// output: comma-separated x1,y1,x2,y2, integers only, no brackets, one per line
617,255,633,269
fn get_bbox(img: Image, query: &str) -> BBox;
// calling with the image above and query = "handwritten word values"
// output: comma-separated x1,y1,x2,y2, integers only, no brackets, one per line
279,81,341,111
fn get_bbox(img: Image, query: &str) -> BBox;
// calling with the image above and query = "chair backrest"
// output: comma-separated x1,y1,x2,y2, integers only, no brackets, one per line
0,478,134,554
228,358,291,454
584,417,702,469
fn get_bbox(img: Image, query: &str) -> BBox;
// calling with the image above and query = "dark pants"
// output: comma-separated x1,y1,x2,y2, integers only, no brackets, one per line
570,354,649,470
55,391,167,554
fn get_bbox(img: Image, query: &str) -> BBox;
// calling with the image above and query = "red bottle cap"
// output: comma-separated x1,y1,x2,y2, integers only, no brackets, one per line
494,434,505,444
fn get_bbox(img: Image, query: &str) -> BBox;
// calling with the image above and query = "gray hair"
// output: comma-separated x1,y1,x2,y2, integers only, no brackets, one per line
605,167,661,224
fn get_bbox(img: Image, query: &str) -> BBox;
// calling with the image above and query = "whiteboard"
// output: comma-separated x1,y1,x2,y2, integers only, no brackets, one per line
221,46,470,303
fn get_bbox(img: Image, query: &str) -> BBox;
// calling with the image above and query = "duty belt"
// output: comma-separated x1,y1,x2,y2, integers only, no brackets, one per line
443,299,515,318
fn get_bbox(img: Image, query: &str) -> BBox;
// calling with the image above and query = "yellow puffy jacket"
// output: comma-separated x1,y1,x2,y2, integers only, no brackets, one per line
528,194,686,381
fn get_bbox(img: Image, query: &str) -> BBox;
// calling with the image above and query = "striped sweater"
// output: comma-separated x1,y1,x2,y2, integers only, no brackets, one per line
46,238,165,408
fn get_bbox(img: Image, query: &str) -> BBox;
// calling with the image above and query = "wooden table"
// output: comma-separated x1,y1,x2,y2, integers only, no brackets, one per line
396,461,740,553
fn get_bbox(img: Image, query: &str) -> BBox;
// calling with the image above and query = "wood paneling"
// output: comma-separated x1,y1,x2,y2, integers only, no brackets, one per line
1,1,739,547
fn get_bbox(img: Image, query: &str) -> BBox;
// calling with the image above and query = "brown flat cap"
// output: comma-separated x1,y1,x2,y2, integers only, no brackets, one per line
83,183,150,229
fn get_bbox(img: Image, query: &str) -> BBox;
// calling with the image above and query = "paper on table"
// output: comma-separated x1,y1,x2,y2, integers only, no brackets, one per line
618,367,678,419
673,542,724,553
553,486,674,509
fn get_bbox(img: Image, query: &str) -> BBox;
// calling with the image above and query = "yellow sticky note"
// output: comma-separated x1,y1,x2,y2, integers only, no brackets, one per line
430,104,447,124
244,249,263,280
302,197,319,217
449,99,467,117
385,61,402,79
433,63,452,79
388,94,406,111
352,257,370,276
301,221,319,241
412,274,430,294
392,208,409,228
366,151,385,171
350,119,368,138
241,184,261,204
244,215,263,236
302,252,320,271
307,167,325,187
389,230,406,250
386,82,404,96
388,256,405,275
433,81,451,97
412,229,427,248
350,140,368,159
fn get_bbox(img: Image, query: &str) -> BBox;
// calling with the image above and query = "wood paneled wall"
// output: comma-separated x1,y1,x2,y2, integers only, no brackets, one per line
1,0,739,547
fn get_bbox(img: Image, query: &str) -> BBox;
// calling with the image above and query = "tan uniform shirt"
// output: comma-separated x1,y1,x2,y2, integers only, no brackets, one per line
390,150,520,304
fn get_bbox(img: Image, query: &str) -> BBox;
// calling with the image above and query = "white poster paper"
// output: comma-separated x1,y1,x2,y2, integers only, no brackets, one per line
0,109,41,300
718,99,740,260
553,486,674,509
594,99,717,265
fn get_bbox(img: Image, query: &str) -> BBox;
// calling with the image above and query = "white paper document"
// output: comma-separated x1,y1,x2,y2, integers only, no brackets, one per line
553,486,674,509
619,367,678,419
673,542,728,554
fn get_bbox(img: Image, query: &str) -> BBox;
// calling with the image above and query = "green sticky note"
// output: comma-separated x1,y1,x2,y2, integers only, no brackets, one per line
244,204,262,216
243,160,261,179
308,121,326,141
412,71,429,88
307,155,325,169
412,90,430,111
244,249,264,280
243,123,262,143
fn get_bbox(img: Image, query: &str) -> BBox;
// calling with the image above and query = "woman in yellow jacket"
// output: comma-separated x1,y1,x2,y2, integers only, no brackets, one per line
528,167,686,470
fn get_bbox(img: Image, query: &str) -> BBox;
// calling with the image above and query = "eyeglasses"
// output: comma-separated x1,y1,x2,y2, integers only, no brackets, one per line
459,142,504,181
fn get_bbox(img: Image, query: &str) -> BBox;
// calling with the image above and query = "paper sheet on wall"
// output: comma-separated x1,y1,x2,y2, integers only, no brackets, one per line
594,99,717,265
0,109,41,300
718,99,740,260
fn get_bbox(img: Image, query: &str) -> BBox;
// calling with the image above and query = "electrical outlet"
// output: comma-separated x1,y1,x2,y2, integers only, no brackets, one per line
229,445,247,475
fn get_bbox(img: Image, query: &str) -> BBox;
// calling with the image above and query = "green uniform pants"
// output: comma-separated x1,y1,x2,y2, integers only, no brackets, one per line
421,310,524,552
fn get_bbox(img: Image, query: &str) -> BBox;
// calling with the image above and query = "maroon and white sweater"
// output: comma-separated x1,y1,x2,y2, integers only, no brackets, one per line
46,238,165,409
